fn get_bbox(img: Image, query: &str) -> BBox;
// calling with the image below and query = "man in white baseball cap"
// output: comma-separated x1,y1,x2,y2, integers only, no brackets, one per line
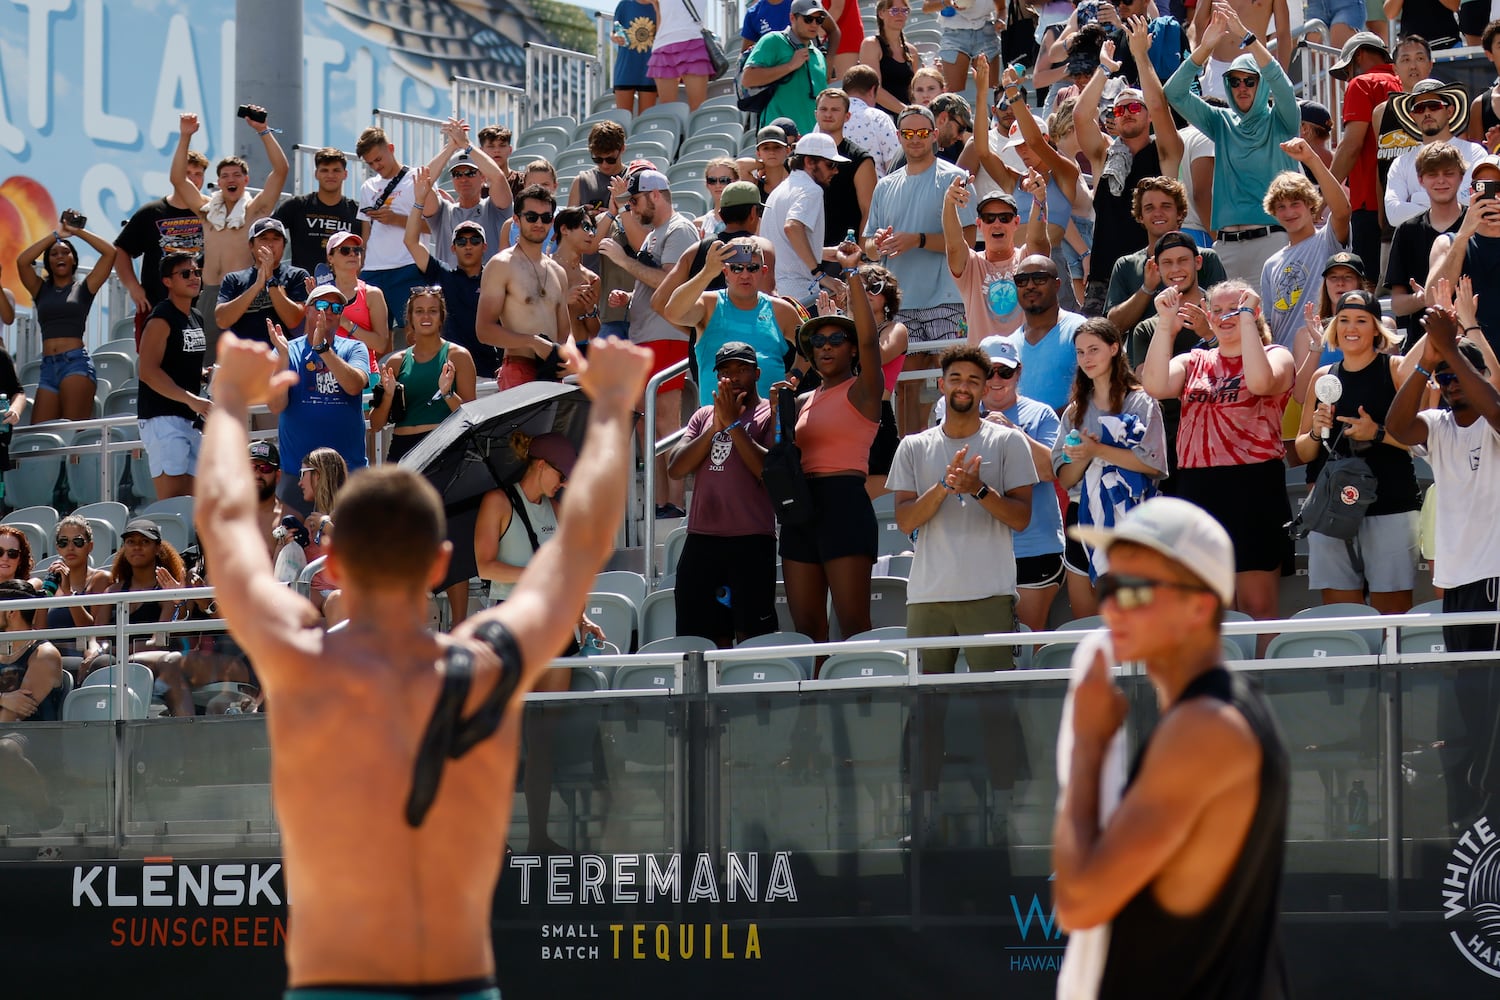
1052,495,1290,996
762,133,847,304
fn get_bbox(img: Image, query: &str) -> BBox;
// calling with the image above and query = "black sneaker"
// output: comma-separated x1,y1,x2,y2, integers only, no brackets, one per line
655,503,687,519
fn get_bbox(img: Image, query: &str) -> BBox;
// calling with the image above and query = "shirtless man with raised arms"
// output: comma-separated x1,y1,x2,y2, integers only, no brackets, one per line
170,109,289,355
476,184,576,389
1191,0,1293,97
196,332,652,998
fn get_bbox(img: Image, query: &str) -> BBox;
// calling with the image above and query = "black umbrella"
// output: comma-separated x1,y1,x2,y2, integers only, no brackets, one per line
400,382,592,592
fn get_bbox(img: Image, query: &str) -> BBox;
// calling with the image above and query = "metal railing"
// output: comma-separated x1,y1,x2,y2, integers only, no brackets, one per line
524,41,603,125
450,76,527,135
1295,22,1343,137
641,357,691,588
290,144,360,202
371,108,449,178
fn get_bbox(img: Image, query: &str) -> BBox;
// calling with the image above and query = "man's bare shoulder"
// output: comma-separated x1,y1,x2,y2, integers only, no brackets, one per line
1142,695,1262,787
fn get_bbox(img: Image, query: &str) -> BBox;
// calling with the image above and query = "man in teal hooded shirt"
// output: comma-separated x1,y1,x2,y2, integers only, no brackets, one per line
1164,2,1299,285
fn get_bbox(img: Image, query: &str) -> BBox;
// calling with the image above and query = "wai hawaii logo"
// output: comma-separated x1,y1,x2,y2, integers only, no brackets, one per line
1008,890,1064,972
1443,816,1500,977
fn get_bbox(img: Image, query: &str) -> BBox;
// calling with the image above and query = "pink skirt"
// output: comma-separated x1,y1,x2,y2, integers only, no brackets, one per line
647,37,714,78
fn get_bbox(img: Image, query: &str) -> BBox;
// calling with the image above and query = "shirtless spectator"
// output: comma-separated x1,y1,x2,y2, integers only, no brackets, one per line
170,108,289,359
116,149,207,342
476,184,575,389
1190,0,1292,97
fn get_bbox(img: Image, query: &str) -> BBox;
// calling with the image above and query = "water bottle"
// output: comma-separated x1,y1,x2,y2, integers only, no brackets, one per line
844,228,856,247
716,586,732,608
1061,429,1082,463
42,570,61,596
939,2,956,15
1347,779,1369,836
0,394,10,436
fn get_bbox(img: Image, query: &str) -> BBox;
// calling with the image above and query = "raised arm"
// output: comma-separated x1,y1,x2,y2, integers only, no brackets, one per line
243,105,290,215
1141,287,1189,399
1125,16,1184,171
1235,288,1294,396
420,121,466,217
942,173,975,279
405,168,436,272
1283,137,1350,243
846,263,887,420
170,114,209,213
65,222,118,296
664,242,733,327
453,339,653,680
1074,64,1113,168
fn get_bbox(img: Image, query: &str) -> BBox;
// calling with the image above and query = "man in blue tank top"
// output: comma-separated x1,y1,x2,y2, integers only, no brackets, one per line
1055,497,1290,998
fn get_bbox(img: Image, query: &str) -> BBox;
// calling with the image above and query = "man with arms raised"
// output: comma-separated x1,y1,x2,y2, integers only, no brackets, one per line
476,184,575,389
1055,496,1289,997
196,334,652,998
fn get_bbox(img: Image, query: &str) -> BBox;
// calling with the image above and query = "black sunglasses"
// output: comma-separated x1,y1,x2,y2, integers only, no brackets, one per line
335,245,364,256
55,535,89,549
1435,371,1461,386
1226,75,1259,90
452,235,485,246
451,168,479,179
1013,272,1055,286
0,547,20,560
706,175,735,185
592,154,620,165
799,12,826,22
521,210,554,224
727,262,763,273
979,211,1017,224
174,267,203,279
1097,573,1211,610
987,365,1017,380
809,330,851,348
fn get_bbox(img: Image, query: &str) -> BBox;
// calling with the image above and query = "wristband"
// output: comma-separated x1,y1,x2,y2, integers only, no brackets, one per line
1466,325,1483,333
919,233,927,249
312,341,332,354
255,126,284,136
1414,364,1432,379
1239,31,1257,48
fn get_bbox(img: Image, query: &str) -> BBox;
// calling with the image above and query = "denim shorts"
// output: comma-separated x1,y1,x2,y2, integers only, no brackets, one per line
939,22,1000,62
39,347,96,393
138,415,201,478
1304,0,1366,29
1059,216,1096,280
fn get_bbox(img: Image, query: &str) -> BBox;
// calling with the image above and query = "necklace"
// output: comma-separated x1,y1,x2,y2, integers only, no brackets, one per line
518,247,547,306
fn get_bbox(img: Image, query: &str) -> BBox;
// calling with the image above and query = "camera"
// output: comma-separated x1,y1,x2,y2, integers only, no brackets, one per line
278,515,310,549
61,209,86,229
236,104,268,125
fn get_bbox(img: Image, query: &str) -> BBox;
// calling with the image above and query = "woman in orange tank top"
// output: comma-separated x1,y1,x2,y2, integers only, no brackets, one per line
774,267,885,652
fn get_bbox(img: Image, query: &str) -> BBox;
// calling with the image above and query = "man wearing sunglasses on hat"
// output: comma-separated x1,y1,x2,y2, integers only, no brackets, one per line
418,118,512,267
1054,496,1289,996
138,251,212,501
665,238,801,406
405,168,503,379
1384,79,1483,230
215,217,311,351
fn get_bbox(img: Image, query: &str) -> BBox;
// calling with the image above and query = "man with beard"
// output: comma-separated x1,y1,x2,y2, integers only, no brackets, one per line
477,184,575,389
249,439,285,557
1001,255,1087,411
889,342,1036,672
1384,79,1483,228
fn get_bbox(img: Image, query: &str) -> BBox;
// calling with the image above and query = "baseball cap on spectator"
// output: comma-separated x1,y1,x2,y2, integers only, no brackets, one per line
1329,31,1391,81
977,191,1017,213
627,169,671,196
122,518,163,542
1111,87,1145,109
1068,496,1236,607
898,105,937,128
1299,100,1333,132
979,335,1020,371
770,117,802,141
528,433,577,479
448,150,478,174
249,440,280,466
1473,154,1500,179
1334,288,1382,321
1436,342,1488,375
327,231,363,252
308,283,348,303
453,220,486,240
625,158,657,175
755,125,789,147
714,341,759,369
249,217,288,242
790,0,825,14
1001,115,1045,171
794,133,850,162
1153,231,1197,258
796,314,858,360
720,181,762,209
1321,251,1365,279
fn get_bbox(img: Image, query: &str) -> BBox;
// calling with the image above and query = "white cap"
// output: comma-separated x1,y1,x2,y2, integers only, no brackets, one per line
1067,497,1235,606
794,132,851,163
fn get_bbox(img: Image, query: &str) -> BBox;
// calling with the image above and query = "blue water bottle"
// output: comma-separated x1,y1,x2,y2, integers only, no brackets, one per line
1061,429,1082,463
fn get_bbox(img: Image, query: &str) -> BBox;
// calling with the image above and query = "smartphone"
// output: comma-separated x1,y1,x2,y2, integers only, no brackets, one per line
61,209,86,229
236,104,268,125
1478,179,1500,201
726,243,756,265
1077,0,1098,23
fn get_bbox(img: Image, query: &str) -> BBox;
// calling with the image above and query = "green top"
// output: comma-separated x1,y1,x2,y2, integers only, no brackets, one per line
397,341,452,427
745,31,826,136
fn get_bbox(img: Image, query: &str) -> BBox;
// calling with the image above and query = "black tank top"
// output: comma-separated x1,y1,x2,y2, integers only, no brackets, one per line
876,32,913,108
1090,141,1161,286
1305,357,1420,516
1098,667,1290,1000
823,138,872,245
1483,85,1500,137
0,640,61,720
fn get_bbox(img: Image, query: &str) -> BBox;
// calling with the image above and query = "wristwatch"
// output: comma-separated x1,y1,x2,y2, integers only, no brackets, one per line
1372,425,1386,445
972,483,991,501
312,341,332,354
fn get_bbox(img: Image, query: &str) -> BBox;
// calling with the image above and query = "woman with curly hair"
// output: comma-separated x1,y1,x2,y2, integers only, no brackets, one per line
97,519,195,716
1053,317,1166,617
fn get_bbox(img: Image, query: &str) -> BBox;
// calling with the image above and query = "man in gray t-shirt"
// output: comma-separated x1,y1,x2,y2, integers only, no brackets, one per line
887,343,1037,674
419,132,514,267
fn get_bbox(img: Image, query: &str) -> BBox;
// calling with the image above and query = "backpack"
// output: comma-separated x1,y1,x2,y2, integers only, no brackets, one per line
1146,17,1188,83
1290,452,1379,542
736,30,793,114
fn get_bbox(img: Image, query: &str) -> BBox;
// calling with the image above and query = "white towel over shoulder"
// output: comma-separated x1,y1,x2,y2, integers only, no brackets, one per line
1055,628,1129,1000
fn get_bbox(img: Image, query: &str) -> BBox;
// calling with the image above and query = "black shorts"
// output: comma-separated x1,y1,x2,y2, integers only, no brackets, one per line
779,475,878,564
387,430,431,464
1062,501,1090,575
674,533,778,640
868,400,899,476
1174,459,1293,575
1016,552,1065,588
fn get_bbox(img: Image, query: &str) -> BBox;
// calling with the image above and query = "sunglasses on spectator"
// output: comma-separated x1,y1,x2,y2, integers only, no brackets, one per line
864,277,888,296
1112,101,1147,116
1225,75,1259,90
706,175,735,185
808,330,852,348
521,210,554,224
0,548,20,560
55,535,89,549
251,461,278,475
889,5,910,12
899,127,934,140
1013,272,1054,286
799,13,826,23
451,168,479,179
1436,371,1461,386
452,235,485,246
727,262,763,273
1097,572,1212,609
173,267,203,279
312,300,346,314
979,211,1017,224
592,154,620,165
582,224,598,235
988,365,1017,380
1412,100,1450,114
335,245,364,256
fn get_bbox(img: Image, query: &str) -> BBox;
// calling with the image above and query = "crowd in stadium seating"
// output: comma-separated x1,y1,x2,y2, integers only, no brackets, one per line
5,0,1500,725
